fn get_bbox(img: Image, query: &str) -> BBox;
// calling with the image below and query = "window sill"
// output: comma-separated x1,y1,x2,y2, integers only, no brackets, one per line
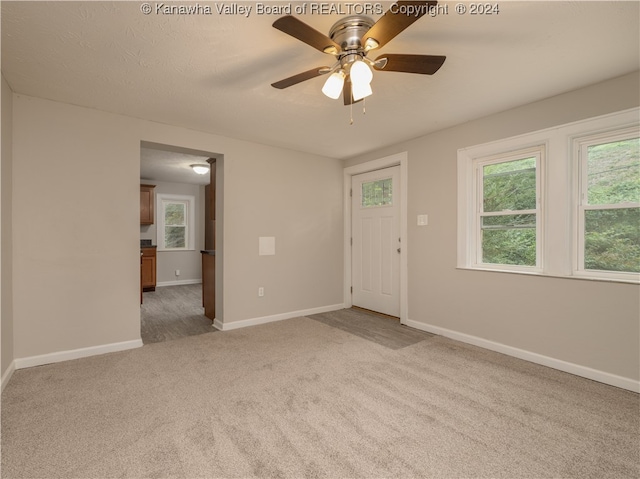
456,267,640,285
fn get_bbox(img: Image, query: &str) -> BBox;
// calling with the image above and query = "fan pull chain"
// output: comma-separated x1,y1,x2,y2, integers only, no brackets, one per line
350,96,354,125
362,97,366,115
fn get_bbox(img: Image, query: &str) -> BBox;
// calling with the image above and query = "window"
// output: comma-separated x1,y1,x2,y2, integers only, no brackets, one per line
157,194,196,251
458,107,638,283
362,178,392,207
164,202,187,248
473,147,542,271
576,129,639,278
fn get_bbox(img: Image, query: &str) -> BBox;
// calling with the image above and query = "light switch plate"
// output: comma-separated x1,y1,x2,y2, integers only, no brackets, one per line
417,214,428,226
259,236,276,256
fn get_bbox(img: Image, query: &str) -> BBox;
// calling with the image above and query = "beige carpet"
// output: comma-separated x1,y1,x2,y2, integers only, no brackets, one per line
2,316,638,478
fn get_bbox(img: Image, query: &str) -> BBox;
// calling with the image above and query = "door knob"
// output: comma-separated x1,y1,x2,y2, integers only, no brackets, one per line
397,248,401,253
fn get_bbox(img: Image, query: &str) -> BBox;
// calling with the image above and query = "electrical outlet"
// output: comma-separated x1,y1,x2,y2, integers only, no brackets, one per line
175,269,180,276
258,287,264,297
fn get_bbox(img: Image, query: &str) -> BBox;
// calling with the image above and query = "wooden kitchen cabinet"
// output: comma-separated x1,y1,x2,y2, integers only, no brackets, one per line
140,184,156,225
202,160,216,321
204,159,216,250
208,159,216,221
201,251,215,321
141,247,157,292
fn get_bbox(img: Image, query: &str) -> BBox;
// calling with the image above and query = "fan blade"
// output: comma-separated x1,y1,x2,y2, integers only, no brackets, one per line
343,76,363,105
273,16,341,55
343,76,352,105
363,1,437,50
373,54,446,74
271,67,330,89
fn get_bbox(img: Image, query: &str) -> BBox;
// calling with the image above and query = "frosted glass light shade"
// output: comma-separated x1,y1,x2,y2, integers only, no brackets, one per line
190,164,210,175
322,71,346,99
350,60,373,85
352,81,373,101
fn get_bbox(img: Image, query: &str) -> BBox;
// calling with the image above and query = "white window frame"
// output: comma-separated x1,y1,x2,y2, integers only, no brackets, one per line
458,107,639,284
472,146,544,272
573,127,640,281
157,194,196,251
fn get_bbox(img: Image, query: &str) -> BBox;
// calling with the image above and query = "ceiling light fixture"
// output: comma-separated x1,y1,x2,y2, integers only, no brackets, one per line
348,59,373,101
322,70,346,99
350,59,373,85
322,57,373,102
271,9,447,115
190,164,210,175
351,80,373,102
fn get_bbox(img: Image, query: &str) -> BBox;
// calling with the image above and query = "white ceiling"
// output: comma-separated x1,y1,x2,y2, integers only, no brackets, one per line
2,1,639,164
140,146,212,185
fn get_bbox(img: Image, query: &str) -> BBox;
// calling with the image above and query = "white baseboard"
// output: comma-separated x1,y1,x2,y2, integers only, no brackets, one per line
404,319,639,393
216,304,344,331
14,339,143,370
156,279,202,287
1,360,16,392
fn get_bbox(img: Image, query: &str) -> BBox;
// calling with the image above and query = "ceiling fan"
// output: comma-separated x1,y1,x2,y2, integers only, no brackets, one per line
270,1,446,106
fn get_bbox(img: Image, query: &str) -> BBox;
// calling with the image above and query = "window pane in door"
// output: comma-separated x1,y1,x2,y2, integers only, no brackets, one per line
362,178,392,207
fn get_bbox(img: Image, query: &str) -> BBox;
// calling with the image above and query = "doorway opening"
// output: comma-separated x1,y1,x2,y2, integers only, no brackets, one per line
343,152,408,324
139,141,223,344
351,165,401,317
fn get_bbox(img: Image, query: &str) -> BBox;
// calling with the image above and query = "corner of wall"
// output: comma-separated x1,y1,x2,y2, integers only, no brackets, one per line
1,360,15,392
1,73,15,384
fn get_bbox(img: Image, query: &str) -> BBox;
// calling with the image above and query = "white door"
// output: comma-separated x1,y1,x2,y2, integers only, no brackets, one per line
351,166,400,317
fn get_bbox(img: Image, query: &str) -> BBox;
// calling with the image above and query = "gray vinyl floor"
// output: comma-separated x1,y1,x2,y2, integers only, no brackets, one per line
141,288,427,348
140,284,214,344
307,307,434,350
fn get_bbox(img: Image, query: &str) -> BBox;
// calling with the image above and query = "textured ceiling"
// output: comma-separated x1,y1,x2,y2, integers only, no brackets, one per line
2,1,639,161
140,147,212,185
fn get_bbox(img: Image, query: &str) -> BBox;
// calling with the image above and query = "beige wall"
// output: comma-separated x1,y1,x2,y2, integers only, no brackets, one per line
11,93,344,359
1,75,14,379
345,72,640,382
140,180,205,285
220,148,344,321
8,72,637,384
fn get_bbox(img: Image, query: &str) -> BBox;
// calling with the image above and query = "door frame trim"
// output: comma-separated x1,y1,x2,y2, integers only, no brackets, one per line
343,152,408,324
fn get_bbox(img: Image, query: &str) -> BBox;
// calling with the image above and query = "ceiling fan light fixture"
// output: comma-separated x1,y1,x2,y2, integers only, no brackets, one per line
322,70,346,99
190,164,210,175
352,81,373,101
364,37,379,51
270,6,447,111
349,59,373,85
